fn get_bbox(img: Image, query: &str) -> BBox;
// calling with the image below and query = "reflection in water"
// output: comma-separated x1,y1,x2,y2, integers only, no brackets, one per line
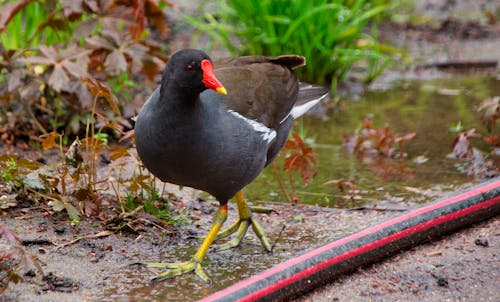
247,75,499,207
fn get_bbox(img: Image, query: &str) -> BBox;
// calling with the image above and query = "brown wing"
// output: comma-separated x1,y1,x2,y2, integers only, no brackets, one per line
213,55,305,130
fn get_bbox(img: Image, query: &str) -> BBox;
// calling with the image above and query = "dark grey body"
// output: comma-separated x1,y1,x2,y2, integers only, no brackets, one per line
134,50,328,205
135,88,293,203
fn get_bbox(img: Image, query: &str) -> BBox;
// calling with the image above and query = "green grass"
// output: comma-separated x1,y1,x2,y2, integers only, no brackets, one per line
185,0,402,88
0,1,73,49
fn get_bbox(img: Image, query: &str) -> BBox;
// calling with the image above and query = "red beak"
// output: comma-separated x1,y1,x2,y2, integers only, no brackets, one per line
201,59,227,95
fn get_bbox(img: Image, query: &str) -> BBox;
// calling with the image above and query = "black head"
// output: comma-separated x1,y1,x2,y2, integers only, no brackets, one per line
162,49,226,96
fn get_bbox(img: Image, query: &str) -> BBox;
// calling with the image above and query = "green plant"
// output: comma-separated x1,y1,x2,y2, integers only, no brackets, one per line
0,154,43,191
0,0,73,49
123,194,187,225
0,0,169,144
185,0,400,89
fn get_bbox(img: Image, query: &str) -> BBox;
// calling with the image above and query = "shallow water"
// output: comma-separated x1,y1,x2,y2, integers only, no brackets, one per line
246,74,499,207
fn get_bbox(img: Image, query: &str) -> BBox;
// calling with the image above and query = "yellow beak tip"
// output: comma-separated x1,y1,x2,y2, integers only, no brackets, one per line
216,87,227,95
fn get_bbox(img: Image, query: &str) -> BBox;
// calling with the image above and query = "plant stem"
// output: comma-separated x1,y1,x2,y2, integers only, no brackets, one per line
271,162,292,203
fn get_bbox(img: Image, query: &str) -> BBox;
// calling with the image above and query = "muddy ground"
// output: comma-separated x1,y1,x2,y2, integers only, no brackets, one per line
2,0,500,301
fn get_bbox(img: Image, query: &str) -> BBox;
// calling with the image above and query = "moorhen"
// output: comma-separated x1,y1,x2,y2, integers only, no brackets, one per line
134,49,328,282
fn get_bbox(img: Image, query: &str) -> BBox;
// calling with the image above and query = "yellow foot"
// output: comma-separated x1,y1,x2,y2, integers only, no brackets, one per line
250,205,275,214
215,216,272,252
140,260,210,283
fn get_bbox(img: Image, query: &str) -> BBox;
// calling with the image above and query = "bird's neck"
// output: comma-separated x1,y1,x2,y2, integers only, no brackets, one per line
160,79,201,110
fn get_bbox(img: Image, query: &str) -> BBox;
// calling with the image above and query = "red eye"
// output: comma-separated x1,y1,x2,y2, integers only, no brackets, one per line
185,63,195,72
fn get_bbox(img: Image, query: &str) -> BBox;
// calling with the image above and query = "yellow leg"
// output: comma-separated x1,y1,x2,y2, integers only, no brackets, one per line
216,191,272,252
141,204,227,283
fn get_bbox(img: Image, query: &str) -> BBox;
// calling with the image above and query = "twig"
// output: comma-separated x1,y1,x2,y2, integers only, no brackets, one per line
54,230,114,249
271,162,293,203
110,181,125,213
287,171,298,201
348,206,408,212
271,224,286,253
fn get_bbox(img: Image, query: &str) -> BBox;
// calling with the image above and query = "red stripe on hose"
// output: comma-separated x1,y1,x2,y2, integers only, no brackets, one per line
241,195,500,302
201,179,500,302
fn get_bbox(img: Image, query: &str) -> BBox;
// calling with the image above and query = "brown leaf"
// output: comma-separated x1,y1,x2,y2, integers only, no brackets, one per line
40,131,60,151
17,245,43,275
123,42,148,72
478,96,500,132
0,224,22,244
8,69,22,92
62,56,90,78
396,132,416,142
130,1,145,40
141,58,161,82
19,55,55,66
105,49,128,76
86,35,115,50
73,18,99,41
483,134,498,146
450,129,477,159
80,77,121,114
39,45,58,60
144,0,170,38
283,132,318,185
62,0,85,19
49,64,71,92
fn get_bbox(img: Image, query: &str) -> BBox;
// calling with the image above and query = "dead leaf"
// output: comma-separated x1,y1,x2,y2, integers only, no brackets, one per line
40,131,60,150
0,223,22,244
478,96,499,133
105,49,128,76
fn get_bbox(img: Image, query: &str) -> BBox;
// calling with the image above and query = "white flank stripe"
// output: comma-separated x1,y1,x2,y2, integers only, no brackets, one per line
228,110,276,144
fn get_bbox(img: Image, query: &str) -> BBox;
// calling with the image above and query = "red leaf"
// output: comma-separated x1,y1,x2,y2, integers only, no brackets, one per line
282,131,318,185
483,134,498,146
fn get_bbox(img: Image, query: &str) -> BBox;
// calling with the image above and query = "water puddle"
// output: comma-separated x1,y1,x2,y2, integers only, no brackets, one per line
247,75,499,207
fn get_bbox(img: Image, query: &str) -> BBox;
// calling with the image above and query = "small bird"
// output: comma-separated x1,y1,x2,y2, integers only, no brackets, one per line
134,48,328,282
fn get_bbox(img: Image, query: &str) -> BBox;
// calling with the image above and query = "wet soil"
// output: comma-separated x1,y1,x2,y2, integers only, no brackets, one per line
1,194,408,301
299,217,499,302
2,0,500,301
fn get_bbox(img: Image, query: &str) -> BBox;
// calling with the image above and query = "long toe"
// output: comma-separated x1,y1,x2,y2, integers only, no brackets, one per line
214,220,240,241
146,260,211,283
215,219,250,251
250,217,272,252
215,217,272,252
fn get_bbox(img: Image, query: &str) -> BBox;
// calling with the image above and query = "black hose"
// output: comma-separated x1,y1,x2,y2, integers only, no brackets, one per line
201,177,500,302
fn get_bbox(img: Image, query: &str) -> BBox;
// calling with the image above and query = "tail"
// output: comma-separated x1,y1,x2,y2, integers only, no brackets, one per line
290,83,330,119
